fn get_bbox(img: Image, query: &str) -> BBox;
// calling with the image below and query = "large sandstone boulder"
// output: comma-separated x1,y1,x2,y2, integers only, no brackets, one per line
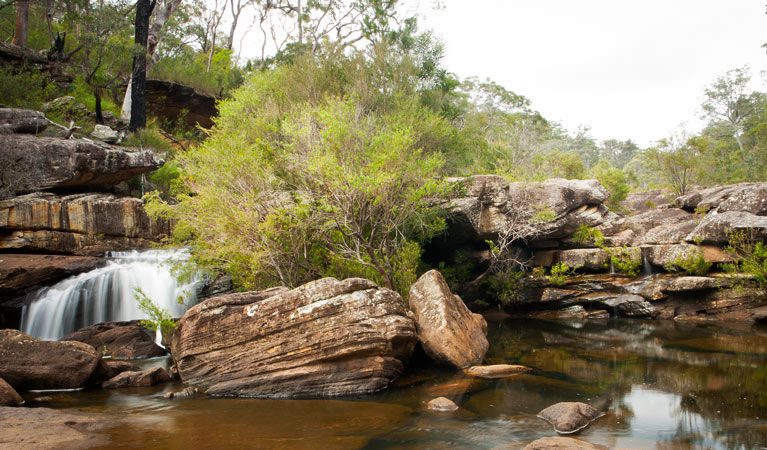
146,79,218,129
620,188,672,213
2,134,163,192
0,108,48,134
448,176,610,242
0,329,102,391
537,402,604,434
63,321,167,359
171,278,418,398
532,248,609,271
408,270,488,368
0,254,105,308
675,183,762,212
522,437,608,450
0,192,170,254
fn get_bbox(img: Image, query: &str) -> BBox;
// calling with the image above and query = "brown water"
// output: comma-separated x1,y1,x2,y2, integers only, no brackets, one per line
22,319,767,449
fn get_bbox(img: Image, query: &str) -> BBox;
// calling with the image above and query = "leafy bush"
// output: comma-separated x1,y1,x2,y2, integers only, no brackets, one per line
571,225,604,246
487,270,525,306
0,67,57,109
590,160,630,211
547,262,580,287
134,288,176,344
724,230,767,288
604,246,642,277
664,246,712,276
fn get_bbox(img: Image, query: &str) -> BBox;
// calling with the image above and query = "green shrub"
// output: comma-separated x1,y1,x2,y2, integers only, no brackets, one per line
487,270,524,306
547,262,580,286
0,67,57,109
664,246,712,276
604,246,642,277
134,287,176,344
571,225,604,246
724,230,767,288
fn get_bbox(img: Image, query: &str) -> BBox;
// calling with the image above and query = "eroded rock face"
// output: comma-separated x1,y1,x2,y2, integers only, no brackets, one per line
537,402,604,434
63,321,167,359
0,192,170,254
0,329,102,391
0,108,48,134
0,377,23,406
686,211,767,244
464,364,531,379
171,278,418,398
3,134,163,192
102,366,171,388
409,270,488,368
146,79,218,129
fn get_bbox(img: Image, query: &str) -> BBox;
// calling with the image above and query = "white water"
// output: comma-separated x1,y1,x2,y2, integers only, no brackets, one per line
21,249,199,341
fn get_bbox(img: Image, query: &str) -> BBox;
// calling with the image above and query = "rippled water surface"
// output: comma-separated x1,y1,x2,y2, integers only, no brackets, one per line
25,319,767,449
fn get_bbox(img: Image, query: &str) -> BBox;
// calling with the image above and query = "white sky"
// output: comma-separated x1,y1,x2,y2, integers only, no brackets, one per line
415,0,767,147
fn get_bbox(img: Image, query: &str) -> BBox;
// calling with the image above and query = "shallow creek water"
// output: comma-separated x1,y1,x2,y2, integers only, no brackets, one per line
22,318,767,449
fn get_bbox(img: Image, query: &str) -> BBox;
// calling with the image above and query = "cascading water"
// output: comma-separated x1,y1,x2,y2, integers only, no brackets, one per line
21,249,200,341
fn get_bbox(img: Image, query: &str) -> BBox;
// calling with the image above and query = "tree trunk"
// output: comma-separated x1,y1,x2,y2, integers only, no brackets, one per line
121,0,182,120
94,88,104,125
13,0,29,48
129,0,156,132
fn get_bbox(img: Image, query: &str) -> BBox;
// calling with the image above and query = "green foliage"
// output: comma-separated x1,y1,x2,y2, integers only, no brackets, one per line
150,48,245,97
724,230,767,289
645,131,699,196
530,207,556,224
0,67,57,109
134,288,176,343
147,49,455,298
487,270,524,306
664,246,712,276
604,246,642,277
571,225,604,246
547,262,580,287
590,160,629,211
123,128,175,154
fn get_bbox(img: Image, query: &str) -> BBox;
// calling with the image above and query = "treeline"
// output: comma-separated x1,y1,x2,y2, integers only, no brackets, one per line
3,0,767,294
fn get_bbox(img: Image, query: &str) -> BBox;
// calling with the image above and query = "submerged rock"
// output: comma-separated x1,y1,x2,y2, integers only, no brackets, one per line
0,377,23,406
464,364,531,379
63,321,167,359
537,402,604,434
164,386,199,399
102,366,171,388
0,406,118,449
427,396,459,412
521,436,608,450
171,278,418,398
408,270,488,368
0,329,102,391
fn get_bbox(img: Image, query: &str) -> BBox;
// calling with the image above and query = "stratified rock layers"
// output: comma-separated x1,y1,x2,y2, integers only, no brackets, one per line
171,278,418,398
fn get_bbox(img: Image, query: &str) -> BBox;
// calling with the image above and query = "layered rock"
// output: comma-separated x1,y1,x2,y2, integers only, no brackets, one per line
63,321,167,359
0,108,48,134
171,278,418,398
0,192,170,254
3,134,162,192
408,270,488,368
0,329,102,391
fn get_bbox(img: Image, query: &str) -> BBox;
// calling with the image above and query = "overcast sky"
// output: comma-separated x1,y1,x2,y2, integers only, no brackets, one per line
415,1,767,147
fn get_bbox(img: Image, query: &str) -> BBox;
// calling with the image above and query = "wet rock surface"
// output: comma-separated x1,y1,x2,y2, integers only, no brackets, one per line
464,364,531,379
537,402,604,434
521,436,609,450
171,278,418,398
102,366,171,388
0,329,102,391
63,321,167,359
427,396,459,411
409,270,489,368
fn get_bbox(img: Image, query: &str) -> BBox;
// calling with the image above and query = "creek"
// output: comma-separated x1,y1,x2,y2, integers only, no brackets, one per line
21,318,767,449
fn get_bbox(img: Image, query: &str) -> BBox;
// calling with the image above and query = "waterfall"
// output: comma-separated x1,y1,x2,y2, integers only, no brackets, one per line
21,249,200,341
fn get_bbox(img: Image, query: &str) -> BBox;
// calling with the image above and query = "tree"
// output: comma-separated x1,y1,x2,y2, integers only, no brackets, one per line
129,0,157,131
12,0,29,47
590,160,629,210
701,65,756,152
599,139,638,169
646,131,698,197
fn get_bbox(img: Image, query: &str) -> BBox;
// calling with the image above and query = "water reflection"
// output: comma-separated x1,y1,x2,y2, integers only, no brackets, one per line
24,319,767,449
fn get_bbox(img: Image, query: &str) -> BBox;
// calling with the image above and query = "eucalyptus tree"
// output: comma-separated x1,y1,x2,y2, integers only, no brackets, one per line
701,65,757,152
